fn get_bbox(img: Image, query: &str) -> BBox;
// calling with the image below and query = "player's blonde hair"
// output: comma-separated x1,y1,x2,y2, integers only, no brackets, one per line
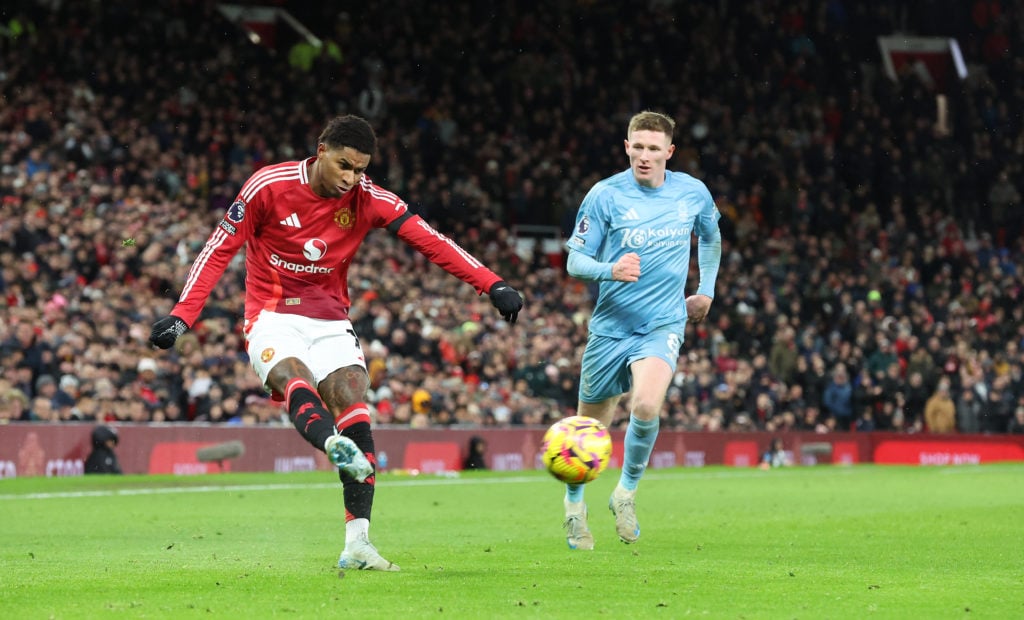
627,111,675,140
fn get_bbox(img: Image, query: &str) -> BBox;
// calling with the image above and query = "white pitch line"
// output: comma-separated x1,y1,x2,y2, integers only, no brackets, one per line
2,463,1018,501
0,467,859,501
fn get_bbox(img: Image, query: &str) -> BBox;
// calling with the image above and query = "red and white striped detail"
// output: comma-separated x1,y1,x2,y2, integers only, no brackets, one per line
240,164,302,203
284,378,316,402
415,219,484,268
360,176,401,206
179,227,230,303
335,404,372,430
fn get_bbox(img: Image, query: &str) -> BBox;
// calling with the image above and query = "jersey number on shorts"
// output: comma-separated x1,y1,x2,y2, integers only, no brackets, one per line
347,328,362,350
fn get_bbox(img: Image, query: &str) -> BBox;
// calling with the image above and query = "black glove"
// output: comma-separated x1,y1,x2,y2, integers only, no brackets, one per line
149,315,188,349
489,281,523,324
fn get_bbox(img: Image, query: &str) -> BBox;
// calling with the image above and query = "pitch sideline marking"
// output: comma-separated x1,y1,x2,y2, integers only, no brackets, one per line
5,464,1019,501
0,468,854,501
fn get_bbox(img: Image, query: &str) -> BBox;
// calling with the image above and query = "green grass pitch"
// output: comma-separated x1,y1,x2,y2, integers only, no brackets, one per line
1,464,1022,619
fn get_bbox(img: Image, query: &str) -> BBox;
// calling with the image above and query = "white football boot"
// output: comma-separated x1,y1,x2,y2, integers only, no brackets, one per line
325,434,373,482
338,532,400,571
609,485,640,543
563,499,594,550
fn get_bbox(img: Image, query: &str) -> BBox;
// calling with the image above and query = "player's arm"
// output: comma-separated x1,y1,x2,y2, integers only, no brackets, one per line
150,198,250,348
566,250,640,282
693,191,722,299
686,188,723,323
564,184,640,283
387,211,523,323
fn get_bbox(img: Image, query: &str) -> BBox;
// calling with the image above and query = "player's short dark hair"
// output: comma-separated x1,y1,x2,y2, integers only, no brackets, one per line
318,115,377,155
627,111,675,140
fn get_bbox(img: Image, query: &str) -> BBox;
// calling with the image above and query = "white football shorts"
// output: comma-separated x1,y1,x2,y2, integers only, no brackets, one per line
244,310,366,392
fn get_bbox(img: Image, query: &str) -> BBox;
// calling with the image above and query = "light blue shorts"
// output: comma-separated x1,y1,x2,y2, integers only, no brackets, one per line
578,325,684,403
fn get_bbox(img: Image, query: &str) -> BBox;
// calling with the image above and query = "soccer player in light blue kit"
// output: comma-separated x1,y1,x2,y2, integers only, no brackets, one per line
562,111,722,549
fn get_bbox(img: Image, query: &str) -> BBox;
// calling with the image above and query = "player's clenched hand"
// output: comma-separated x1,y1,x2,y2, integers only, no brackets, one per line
149,315,188,349
686,294,713,323
611,253,641,282
489,281,523,324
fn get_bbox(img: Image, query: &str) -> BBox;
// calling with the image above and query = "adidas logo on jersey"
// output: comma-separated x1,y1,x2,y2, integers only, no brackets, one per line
622,208,640,221
280,213,302,228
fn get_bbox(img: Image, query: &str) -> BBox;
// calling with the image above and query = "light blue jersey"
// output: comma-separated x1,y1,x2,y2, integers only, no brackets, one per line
565,169,722,338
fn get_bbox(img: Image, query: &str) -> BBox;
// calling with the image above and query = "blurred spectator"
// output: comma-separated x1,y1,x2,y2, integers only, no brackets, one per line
53,374,79,412
902,371,931,429
956,386,984,434
411,388,433,418
925,381,957,433
0,388,31,422
768,325,798,385
854,407,876,432
822,365,853,431
29,396,53,422
1008,407,1024,434
84,425,122,474
134,358,165,410
463,435,488,470
34,374,57,403
985,375,1016,433
759,437,789,469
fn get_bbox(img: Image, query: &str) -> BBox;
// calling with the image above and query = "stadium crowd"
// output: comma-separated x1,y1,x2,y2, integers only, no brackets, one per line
1,0,1024,435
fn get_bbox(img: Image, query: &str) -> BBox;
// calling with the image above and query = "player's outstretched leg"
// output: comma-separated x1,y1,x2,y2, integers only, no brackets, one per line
609,414,658,543
334,409,398,571
286,378,373,481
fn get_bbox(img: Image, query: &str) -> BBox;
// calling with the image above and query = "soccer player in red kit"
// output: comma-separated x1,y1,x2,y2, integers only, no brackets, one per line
149,115,523,571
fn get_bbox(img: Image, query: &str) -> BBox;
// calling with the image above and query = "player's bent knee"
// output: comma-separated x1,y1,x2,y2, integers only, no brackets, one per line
318,365,370,410
630,400,663,421
266,357,316,394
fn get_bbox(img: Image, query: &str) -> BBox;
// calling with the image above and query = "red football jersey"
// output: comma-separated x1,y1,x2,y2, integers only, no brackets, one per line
171,158,501,326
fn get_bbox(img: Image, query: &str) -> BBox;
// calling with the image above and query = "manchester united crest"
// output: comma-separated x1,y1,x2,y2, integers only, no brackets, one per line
334,206,353,229
260,348,275,363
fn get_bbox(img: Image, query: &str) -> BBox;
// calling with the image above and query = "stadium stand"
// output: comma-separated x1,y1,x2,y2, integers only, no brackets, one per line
0,0,1022,434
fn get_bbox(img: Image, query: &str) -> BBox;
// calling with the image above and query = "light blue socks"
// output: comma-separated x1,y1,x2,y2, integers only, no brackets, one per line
619,414,659,491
